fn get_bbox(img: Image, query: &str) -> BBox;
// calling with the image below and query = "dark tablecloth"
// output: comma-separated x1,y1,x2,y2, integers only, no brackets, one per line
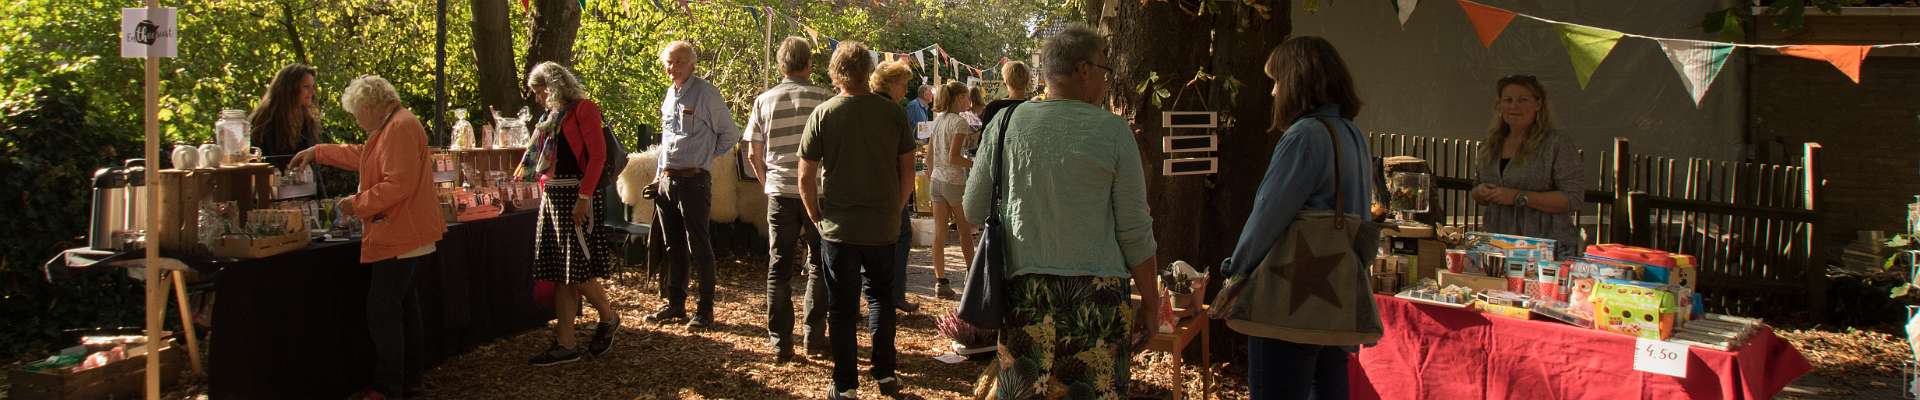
209,211,550,399
1350,294,1811,400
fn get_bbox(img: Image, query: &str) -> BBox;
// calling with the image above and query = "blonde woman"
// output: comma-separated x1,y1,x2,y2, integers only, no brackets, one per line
521,61,621,366
869,60,924,313
926,81,976,298
1471,74,1586,259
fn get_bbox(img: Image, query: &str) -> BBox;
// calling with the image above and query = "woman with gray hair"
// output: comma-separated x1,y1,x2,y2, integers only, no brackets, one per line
963,23,1160,398
518,61,621,366
290,75,445,400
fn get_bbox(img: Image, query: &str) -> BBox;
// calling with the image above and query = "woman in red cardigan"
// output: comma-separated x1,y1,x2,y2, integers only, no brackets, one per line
519,62,621,366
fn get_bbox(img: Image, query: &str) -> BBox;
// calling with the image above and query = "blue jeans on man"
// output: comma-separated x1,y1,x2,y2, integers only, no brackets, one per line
821,240,898,393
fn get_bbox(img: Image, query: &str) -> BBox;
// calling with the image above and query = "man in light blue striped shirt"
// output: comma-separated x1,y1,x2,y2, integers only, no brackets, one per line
745,37,835,363
646,40,741,329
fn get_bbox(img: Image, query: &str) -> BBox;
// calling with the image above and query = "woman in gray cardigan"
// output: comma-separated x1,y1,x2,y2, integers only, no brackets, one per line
1472,74,1587,259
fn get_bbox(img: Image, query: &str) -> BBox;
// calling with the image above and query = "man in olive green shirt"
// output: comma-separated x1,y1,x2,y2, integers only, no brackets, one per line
796,41,913,400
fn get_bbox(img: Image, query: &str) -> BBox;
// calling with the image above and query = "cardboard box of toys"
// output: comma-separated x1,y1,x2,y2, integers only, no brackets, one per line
1461,232,1556,277
1591,280,1681,340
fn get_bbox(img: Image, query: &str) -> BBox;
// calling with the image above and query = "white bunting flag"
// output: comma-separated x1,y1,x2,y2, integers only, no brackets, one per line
1655,39,1734,108
1396,0,1419,26
869,50,881,67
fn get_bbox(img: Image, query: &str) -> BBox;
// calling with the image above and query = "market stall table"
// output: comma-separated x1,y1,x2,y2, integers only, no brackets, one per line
209,211,549,399
1349,294,1811,400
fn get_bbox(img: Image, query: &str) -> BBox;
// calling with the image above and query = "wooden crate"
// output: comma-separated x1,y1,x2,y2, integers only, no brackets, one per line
7,342,185,400
210,231,309,259
154,164,274,257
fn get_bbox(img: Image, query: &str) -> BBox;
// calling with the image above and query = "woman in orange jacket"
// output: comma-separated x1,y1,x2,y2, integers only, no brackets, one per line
292,75,445,400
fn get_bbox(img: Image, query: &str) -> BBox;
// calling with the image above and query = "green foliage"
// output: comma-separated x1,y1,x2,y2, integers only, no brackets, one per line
1700,0,1859,42
0,0,1059,358
0,72,146,359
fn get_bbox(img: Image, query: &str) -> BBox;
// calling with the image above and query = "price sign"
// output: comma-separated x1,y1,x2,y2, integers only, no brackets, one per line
1633,338,1689,378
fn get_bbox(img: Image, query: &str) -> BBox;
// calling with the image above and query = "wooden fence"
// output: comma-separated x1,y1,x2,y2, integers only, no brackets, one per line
1367,133,1828,319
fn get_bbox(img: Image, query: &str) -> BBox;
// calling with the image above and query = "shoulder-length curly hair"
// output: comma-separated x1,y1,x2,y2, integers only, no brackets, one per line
526,61,591,113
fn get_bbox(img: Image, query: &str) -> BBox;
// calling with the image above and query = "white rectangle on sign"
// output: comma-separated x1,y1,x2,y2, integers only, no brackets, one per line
916,121,933,141
1161,111,1218,129
1633,338,1689,378
1162,158,1216,176
1162,135,1217,153
121,7,178,58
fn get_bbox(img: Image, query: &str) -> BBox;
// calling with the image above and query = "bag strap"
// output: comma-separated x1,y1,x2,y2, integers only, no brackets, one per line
1312,117,1348,230
988,101,1025,218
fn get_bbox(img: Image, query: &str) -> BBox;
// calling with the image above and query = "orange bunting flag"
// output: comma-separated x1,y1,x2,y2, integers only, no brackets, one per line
1457,0,1515,48
1778,45,1872,83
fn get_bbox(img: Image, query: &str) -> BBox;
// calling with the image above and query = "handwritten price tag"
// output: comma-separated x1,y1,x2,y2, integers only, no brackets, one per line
1633,338,1689,378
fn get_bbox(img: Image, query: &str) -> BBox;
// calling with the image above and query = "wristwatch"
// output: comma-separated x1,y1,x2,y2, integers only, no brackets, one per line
1514,191,1530,208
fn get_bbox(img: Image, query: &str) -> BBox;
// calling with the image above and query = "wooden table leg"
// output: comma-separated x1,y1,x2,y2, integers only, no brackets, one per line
1202,322,1212,400
1170,346,1185,400
169,270,205,376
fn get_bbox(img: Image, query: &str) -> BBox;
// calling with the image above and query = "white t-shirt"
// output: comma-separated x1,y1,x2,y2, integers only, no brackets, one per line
928,112,976,184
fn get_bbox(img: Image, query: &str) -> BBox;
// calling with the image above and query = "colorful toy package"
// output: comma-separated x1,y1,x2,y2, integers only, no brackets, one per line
1467,232,1557,263
1590,280,1681,340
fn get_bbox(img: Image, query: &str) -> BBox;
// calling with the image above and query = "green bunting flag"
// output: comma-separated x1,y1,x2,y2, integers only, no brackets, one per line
1557,23,1624,89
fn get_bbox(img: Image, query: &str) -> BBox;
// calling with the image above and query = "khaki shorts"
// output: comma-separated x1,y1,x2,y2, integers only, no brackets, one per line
930,180,966,204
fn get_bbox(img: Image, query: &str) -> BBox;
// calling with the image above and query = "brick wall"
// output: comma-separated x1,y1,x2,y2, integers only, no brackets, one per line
1749,54,1920,250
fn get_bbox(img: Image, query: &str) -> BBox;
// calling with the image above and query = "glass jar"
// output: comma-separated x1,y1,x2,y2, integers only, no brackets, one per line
215,109,251,166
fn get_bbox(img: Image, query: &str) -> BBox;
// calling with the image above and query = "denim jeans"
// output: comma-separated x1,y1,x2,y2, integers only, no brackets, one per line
1247,337,1350,400
367,257,422,399
766,196,828,351
891,203,912,304
821,240,897,392
656,172,716,318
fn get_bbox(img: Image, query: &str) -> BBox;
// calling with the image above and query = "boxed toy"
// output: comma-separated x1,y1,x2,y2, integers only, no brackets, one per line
1591,280,1681,340
1468,232,1557,262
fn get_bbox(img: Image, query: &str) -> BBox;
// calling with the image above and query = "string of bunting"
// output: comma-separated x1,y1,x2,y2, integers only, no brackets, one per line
542,0,1016,83
1390,0,1920,107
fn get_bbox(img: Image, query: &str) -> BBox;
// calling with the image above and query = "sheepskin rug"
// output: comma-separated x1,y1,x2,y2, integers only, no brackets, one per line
615,144,770,237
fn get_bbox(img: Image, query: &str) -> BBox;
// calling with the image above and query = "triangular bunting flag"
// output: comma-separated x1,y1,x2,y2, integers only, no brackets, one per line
1654,39,1734,108
1394,0,1419,26
869,50,881,67
1457,0,1515,48
915,51,925,68
1556,23,1625,89
1778,45,1872,83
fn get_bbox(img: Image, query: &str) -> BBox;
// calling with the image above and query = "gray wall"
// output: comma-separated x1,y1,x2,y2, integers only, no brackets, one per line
1290,0,1747,162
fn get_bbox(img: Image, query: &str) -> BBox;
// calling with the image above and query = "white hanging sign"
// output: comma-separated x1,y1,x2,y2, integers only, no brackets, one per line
121,8,178,58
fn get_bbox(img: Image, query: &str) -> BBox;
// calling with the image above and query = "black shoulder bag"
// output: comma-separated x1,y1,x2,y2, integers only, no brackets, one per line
955,101,1023,329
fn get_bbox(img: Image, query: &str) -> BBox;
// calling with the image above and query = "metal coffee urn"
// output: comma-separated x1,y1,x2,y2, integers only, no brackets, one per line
122,159,149,241
88,166,127,251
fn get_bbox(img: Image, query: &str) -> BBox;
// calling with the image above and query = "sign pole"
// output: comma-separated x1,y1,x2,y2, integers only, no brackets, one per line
142,0,163,397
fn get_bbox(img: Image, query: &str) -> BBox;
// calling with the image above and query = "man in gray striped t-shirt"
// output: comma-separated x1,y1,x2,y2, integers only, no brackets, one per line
746,36,836,364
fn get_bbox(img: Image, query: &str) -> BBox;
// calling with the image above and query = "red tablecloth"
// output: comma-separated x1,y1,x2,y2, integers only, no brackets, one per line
1350,294,1811,400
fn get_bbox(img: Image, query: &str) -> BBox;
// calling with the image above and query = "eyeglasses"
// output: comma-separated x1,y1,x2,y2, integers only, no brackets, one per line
1086,61,1113,74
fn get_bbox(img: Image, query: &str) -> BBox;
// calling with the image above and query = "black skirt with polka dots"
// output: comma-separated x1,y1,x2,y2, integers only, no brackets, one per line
532,176,615,284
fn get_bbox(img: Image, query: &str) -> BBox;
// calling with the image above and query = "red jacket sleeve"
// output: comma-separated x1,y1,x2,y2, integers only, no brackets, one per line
568,100,607,197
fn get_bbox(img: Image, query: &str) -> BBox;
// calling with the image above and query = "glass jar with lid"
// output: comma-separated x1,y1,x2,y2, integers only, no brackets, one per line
215,109,251,166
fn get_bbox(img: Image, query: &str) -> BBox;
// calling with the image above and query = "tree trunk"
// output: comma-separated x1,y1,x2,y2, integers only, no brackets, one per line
1089,0,1290,273
471,0,524,118
526,0,582,113
278,1,309,65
